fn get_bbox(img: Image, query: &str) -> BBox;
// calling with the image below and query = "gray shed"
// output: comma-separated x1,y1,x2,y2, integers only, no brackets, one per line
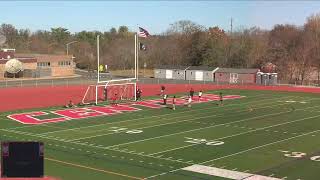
257,72,278,85
185,66,218,81
154,65,190,80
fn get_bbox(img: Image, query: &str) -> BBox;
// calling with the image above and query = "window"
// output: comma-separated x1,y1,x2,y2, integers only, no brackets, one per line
37,62,50,67
58,61,71,66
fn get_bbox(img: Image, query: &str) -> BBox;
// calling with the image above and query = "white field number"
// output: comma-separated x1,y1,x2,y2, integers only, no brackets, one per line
184,137,224,146
279,150,320,162
109,127,143,134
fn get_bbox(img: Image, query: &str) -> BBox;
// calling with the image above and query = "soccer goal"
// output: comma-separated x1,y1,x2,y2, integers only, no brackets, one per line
82,34,140,105
82,81,137,105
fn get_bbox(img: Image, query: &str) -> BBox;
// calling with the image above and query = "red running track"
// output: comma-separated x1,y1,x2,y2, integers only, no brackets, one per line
0,84,320,112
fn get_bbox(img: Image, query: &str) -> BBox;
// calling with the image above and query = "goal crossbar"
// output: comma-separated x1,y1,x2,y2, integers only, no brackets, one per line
82,82,136,105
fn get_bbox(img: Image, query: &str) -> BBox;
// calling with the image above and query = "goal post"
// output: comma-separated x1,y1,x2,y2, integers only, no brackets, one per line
82,82,137,105
82,33,139,105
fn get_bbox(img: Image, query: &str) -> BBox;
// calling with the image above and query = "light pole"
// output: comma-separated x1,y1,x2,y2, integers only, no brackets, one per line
66,41,78,55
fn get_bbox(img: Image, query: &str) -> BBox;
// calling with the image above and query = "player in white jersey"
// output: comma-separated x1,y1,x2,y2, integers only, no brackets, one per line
198,90,203,101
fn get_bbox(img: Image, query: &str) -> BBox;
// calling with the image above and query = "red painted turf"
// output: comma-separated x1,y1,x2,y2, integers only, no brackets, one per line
0,84,319,112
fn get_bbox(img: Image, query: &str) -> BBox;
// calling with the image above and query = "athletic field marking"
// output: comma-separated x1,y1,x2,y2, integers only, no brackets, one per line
70,100,291,141
3,97,320,176
45,157,144,180
145,129,320,179
33,94,289,135
42,95,320,138
0,128,194,165
181,165,281,180
148,113,320,156
69,96,313,142
105,104,318,148
205,129,320,165
144,169,181,179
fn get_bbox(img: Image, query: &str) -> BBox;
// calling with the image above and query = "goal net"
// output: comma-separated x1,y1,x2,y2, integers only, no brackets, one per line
82,82,136,105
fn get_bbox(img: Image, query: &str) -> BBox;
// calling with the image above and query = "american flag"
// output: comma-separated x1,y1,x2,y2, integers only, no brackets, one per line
138,27,150,38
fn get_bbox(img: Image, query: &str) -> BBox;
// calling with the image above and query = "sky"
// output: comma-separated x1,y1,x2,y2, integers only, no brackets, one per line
0,1,320,34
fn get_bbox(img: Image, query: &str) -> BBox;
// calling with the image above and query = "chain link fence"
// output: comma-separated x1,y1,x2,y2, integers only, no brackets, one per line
0,76,319,89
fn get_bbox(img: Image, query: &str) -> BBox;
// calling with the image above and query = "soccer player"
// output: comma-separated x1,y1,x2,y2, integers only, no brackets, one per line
65,100,74,108
187,95,192,108
172,96,176,110
163,94,168,105
219,92,223,106
198,90,203,101
190,88,195,99
112,93,118,106
136,88,142,101
160,85,166,96
104,87,108,101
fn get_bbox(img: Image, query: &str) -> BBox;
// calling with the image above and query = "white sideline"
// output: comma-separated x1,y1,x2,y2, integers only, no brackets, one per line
182,165,281,180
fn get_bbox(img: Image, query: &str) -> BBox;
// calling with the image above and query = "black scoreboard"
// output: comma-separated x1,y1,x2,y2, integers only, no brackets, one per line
1,141,44,178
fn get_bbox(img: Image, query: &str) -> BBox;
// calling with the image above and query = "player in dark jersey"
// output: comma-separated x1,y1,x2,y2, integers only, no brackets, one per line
172,96,176,110
190,88,195,99
219,92,223,106
136,88,142,101
160,85,166,96
112,93,118,106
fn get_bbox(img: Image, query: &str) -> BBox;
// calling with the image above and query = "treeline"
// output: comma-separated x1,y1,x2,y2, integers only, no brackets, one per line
1,13,320,83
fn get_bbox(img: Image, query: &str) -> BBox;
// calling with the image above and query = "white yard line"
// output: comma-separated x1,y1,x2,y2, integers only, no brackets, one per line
0,128,193,165
28,94,289,135
2,104,320,179
70,100,294,141
205,129,320,165
144,129,320,179
105,109,300,148
148,112,320,156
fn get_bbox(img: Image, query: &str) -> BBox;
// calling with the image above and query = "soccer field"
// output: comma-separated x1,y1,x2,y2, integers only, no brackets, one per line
1,89,320,180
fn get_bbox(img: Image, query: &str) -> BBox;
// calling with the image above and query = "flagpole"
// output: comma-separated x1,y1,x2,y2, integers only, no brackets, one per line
134,33,137,80
97,35,100,83
137,27,139,82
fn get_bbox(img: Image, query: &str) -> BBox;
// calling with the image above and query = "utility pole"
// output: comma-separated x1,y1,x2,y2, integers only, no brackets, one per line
230,17,233,35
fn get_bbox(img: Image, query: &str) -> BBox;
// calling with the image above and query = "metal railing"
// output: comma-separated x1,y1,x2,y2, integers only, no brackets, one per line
0,77,319,89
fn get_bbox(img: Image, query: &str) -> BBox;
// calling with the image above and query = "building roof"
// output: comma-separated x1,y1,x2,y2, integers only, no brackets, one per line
155,65,190,70
187,66,217,71
0,58,37,64
215,68,260,74
0,51,14,60
15,53,73,62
